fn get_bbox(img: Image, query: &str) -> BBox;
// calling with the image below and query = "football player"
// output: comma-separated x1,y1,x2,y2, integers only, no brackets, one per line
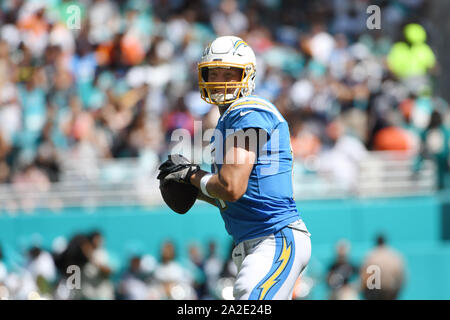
158,36,311,300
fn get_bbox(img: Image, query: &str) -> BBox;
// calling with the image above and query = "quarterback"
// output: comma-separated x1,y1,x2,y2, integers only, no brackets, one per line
158,36,311,300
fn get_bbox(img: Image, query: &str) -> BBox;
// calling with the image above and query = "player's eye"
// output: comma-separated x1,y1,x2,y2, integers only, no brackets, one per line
209,72,218,80
224,72,236,81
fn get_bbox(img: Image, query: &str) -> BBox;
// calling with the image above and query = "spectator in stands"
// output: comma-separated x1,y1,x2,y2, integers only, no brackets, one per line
0,0,445,196
423,110,450,189
387,23,436,81
0,41,21,149
319,118,368,192
25,245,57,297
203,240,224,299
81,230,115,299
183,243,205,299
211,0,249,37
162,96,196,145
360,234,406,300
326,240,359,300
117,255,150,300
219,240,238,280
0,133,11,183
89,231,111,271
153,240,195,299
35,120,61,183
53,233,93,299
11,160,51,213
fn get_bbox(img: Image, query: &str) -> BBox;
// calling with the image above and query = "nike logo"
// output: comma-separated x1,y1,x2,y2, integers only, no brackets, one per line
240,110,254,116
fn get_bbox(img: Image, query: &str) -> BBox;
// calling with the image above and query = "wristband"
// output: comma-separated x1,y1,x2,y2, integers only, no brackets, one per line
200,173,214,198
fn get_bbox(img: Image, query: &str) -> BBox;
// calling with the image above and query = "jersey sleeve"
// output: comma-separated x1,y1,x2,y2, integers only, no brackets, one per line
223,107,277,138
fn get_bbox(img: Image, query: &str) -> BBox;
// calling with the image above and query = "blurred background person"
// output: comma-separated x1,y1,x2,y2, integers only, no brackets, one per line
153,240,196,299
117,255,151,300
81,230,115,300
53,233,93,300
25,244,57,297
360,234,406,300
203,240,224,299
185,243,207,299
326,240,359,300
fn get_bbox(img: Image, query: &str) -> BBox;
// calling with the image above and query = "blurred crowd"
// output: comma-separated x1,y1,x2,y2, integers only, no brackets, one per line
0,230,239,300
0,0,449,192
323,234,405,300
0,230,405,300
0,0,436,300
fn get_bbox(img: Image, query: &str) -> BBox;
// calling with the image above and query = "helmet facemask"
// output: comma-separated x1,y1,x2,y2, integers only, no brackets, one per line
198,62,256,105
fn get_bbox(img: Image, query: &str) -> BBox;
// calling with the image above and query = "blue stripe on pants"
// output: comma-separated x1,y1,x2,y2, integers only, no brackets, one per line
248,227,295,300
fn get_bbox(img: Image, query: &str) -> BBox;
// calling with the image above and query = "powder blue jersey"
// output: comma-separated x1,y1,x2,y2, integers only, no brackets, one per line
210,95,300,244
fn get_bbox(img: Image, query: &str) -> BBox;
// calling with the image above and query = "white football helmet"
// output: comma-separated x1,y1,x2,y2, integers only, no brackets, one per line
198,36,256,105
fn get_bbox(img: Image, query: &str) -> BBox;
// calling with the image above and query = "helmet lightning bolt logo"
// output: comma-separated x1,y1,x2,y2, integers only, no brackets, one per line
234,40,248,51
257,235,292,300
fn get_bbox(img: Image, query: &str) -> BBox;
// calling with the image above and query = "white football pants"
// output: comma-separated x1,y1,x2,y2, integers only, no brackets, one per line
232,219,311,300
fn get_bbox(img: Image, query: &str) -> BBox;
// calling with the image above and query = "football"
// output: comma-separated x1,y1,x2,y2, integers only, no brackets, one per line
159,179,199,214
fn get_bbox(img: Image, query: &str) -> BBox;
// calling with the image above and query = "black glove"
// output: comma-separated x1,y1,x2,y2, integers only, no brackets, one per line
157,154,200,184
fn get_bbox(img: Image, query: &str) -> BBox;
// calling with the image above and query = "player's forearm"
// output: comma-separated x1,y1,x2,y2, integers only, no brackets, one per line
190,170,243,202
197,190,218,207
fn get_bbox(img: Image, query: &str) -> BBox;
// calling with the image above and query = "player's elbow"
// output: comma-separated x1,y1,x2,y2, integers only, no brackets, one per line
224,190,244,202
222,190,243,202
218,171,248,202
222,183,246,202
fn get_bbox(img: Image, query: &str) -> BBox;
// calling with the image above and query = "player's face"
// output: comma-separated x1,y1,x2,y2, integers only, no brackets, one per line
207,67,242,95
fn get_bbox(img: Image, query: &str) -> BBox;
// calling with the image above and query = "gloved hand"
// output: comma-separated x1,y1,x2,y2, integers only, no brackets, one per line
157,154,200,184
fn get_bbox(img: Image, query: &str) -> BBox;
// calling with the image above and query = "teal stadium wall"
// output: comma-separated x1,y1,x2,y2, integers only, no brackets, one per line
1,194,450,299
